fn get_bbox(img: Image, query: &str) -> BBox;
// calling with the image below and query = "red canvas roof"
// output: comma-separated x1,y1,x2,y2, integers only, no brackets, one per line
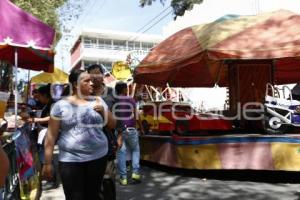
134,10,300,87
0,0,55,72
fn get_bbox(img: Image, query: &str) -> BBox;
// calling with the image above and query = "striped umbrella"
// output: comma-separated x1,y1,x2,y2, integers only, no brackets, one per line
134,10,300,87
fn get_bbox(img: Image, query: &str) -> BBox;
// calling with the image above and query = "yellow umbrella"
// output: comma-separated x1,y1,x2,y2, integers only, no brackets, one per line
31,67,68,84
112,61,132,81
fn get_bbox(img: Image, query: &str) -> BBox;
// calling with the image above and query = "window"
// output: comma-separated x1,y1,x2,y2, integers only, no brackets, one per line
83,37,97,48
141,42,154,51
128,41,134,50
98,38,112,49
134,42,140,50
113,40,126,50
128,41,141,50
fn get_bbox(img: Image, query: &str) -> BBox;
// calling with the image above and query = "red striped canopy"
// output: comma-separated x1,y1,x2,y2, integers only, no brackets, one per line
134,10,300,87
0,0,55,72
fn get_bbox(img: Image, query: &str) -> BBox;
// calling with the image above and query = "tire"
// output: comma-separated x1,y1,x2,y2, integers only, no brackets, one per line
141,120,150,134
175,120,189,135
263,114,287,134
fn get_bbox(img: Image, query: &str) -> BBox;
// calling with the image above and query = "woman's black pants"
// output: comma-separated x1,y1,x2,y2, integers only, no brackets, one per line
59,156,107,200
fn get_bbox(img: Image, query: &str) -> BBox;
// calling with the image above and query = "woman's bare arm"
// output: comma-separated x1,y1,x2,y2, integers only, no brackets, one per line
105,110,116,130
44,117,60,165
42,117,60,180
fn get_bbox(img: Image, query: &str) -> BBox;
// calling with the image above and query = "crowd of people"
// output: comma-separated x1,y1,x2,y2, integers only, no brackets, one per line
0,64,144,200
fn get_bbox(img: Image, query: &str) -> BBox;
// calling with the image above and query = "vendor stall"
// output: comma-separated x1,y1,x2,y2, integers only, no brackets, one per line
1,123,40,200
134,10,300,171
0,0,55,199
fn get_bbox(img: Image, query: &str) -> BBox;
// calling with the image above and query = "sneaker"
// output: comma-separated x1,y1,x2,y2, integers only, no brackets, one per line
42,181,58,190
131,173,141,183
119,178,128,186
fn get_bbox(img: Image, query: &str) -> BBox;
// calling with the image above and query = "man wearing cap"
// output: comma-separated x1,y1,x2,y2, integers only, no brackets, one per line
87,64,121,200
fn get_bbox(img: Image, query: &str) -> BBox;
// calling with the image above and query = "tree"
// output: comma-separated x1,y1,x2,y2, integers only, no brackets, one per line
140,0,203,19
11,0,90,45
0,0,88,91
11,0,67,42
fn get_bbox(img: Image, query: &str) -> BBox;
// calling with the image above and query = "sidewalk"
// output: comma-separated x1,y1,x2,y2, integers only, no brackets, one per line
40,146,63,200
40,185,64,200
40,164,300,200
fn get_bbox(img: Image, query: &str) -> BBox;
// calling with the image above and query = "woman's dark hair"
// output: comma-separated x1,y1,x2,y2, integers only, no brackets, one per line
37,84,52,99
32,89,38,95
69,68,85,86
62,84,71,96
87,64,104,74
115,81,127,95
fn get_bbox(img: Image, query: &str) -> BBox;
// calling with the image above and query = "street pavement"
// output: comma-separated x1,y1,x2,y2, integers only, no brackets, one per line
40,163,300,200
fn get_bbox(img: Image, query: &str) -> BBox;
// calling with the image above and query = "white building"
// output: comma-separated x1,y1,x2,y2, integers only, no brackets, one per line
70,28,163,71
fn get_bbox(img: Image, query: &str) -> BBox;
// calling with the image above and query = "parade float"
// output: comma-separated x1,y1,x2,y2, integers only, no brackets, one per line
133,10,300,171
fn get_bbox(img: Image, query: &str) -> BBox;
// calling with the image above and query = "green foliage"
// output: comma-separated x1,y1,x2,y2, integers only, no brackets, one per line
11,0,67,44
139,0,165,7
140,0,203,19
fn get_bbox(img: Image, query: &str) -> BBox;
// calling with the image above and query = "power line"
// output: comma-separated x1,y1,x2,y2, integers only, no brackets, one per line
56,0,97,69
73,0,107,38
110,9,173,57
68,0,98,39
141,10,173,34
135,5,171,33
108,6,172,57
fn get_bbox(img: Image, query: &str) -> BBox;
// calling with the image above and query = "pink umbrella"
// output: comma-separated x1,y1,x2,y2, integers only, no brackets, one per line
0,0,55,126
0,0,55,71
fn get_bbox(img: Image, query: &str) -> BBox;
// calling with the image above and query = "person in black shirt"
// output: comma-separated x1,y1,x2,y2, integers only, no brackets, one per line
87,64,121,200
27,89,43,110
26,84,58,190
28,85,54,127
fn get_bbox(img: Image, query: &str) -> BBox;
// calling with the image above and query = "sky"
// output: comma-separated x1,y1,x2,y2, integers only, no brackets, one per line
81,0,173,34
21,0,173,79
164,0,300,36
54,0,173,72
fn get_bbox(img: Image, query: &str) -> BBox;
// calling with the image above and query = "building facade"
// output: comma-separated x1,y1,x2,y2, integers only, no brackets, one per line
70,28,163,72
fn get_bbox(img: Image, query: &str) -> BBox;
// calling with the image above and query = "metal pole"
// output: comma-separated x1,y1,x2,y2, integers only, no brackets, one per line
14,47,18,131
26,70,30,103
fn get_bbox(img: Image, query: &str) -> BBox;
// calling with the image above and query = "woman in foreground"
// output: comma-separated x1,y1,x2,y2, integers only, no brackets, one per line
42,69,116,200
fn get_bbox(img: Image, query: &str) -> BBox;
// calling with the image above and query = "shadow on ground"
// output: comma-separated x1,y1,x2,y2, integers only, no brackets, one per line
116,161,300,200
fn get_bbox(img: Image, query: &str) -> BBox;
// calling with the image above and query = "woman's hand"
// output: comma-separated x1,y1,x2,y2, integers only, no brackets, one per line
42,163,53,181
93,98,105,116
25,117,34,124
93,105,104,115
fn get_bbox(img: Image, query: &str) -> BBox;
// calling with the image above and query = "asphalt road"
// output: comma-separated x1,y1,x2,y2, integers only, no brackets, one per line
41,162,300,200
